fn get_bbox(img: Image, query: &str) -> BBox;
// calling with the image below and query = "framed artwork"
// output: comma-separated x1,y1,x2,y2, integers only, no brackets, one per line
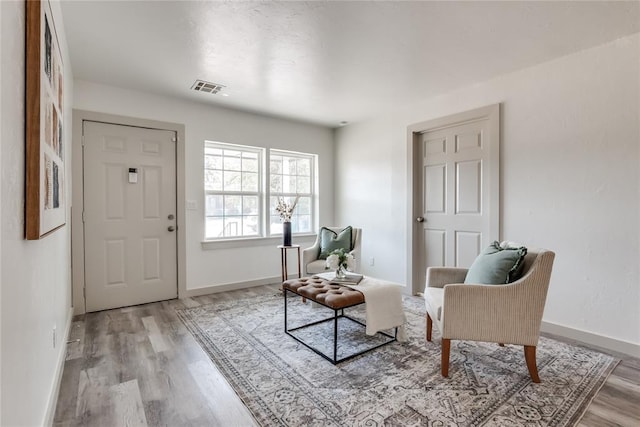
26,0,66,239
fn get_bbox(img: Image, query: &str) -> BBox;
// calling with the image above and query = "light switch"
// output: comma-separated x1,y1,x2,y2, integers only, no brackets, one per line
186,200,197,210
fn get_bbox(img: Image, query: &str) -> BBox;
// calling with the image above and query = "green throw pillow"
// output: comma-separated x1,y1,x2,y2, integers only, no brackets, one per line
464,241,527,285
318,226,353,259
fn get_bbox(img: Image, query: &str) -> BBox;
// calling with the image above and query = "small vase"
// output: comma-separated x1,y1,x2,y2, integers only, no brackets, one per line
282,221,292,246
335,265,347,279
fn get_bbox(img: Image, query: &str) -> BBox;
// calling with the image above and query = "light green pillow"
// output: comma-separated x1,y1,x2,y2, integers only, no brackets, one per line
318,226,353,259
464,241,527,285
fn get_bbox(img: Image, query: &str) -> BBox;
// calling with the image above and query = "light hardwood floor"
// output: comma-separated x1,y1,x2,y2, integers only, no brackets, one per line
54,285,640,426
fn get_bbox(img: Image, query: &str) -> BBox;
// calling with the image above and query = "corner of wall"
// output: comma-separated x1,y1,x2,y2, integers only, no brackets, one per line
43,307,74,426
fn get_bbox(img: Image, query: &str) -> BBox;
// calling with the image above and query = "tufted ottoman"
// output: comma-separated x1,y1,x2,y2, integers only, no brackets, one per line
283,276,397,364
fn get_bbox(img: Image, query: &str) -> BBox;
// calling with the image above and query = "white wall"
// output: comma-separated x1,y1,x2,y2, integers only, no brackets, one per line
335,34,640,352
73,81,334,294
0,1,74,425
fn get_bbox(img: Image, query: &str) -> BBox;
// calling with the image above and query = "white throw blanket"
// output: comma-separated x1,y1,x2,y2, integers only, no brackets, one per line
313,273,407,342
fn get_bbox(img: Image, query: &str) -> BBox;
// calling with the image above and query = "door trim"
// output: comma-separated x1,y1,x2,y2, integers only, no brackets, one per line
406,104,500,295
71,110,186,314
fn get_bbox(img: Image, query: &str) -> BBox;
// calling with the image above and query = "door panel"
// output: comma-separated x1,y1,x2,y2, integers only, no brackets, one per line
455,129,482,152
143,238,161,281
424,229,445,268
105,164,126,219
105,239,126,285
142,166,162,218
412,105,499,294
424,164,446,213
84,121,177,312
456,160,481,214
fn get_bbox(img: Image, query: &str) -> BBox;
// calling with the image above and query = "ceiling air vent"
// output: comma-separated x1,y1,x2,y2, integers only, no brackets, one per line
191,80,226,95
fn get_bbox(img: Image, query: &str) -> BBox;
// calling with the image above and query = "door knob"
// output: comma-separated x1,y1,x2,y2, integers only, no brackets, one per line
168,214,175,220
168,226,176,232
416,217,425,223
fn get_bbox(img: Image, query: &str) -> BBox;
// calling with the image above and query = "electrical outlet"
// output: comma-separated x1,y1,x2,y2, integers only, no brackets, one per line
186,200,197,210
52,326,57,349
369,257,375,266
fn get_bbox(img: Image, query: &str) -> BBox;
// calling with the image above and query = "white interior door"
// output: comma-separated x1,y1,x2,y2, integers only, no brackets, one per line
411,105,499,294
83,121,178,312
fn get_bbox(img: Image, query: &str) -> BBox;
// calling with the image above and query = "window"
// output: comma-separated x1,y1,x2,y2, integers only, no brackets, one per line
204,142,316,240
204,142,263,239
269,151,314,235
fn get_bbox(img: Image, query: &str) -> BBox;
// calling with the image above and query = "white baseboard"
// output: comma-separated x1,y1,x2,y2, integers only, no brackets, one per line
541,321,640,358
183,276,281,298
44,306,74,426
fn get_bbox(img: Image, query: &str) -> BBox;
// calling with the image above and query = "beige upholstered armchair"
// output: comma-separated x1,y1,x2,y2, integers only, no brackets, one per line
302,227,362,275
424,248,555,382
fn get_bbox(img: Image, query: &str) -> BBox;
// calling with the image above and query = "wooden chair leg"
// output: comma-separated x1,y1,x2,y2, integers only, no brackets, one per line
441,338,450,378
426,314,433,342
524,345,540,383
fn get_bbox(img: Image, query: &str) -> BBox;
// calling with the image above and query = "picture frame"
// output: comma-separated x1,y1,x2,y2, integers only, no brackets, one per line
25,0,66,239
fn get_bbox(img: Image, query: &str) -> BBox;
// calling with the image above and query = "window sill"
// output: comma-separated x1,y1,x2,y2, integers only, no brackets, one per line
201,233,317,250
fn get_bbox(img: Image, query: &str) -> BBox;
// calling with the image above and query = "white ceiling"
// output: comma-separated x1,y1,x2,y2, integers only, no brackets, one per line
61,1,640,127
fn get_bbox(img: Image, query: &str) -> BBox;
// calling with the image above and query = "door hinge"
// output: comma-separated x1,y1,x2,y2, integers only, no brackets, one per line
82,211,86,222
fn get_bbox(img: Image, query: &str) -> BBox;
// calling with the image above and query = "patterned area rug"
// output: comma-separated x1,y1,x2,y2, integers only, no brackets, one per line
177,293,618,426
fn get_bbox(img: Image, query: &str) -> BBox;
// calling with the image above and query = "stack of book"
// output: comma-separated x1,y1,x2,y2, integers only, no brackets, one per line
331,273,364,285
313,271,365,285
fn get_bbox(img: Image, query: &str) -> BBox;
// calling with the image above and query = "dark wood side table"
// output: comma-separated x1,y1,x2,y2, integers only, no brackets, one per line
277,244,302,283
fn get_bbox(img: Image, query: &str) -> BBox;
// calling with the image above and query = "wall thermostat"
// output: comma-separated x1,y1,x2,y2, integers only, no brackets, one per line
128,167,138,184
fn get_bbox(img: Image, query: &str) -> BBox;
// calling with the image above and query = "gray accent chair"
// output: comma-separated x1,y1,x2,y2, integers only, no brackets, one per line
302,227,362,275
424,248,555,383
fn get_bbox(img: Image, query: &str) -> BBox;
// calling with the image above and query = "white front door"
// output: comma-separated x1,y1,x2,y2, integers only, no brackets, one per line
83,121,178,312
409,105,500,294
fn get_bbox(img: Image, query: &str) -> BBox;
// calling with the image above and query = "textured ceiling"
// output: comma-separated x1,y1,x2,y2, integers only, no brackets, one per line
61,1,640,127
